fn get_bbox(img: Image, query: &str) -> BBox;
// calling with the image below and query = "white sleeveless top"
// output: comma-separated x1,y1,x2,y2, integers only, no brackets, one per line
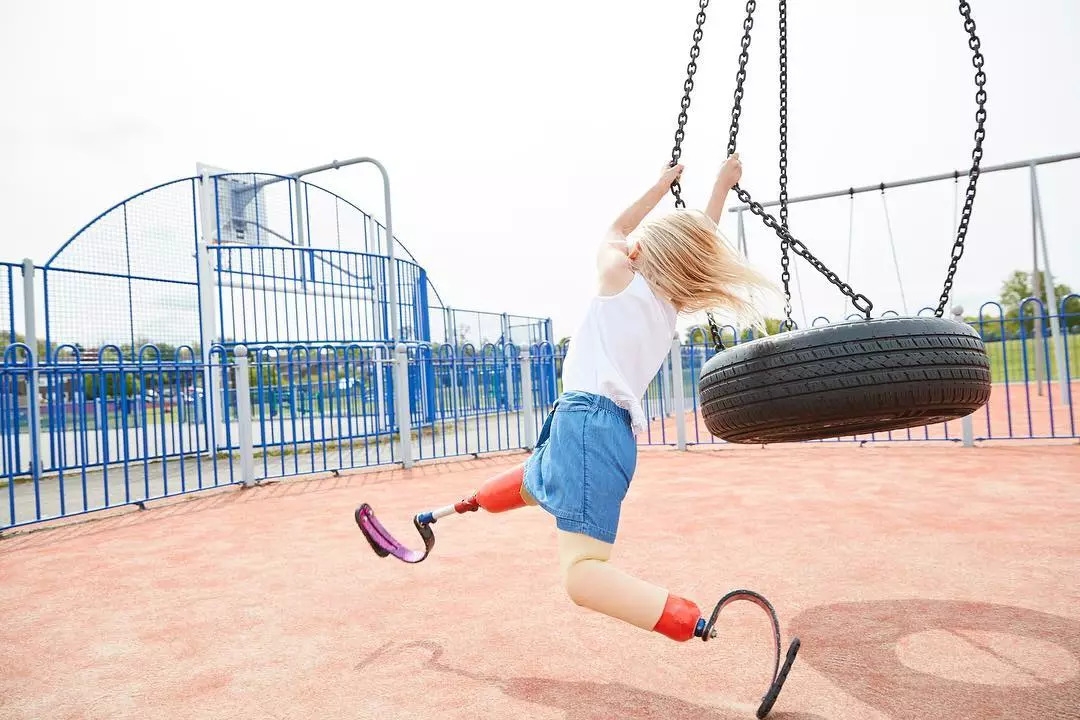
560,271,678,434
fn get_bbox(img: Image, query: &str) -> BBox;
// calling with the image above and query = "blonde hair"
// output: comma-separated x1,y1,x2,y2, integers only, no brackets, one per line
629,209,782,331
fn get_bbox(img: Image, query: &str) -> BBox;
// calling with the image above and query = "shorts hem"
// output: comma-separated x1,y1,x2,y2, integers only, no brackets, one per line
554,516,618,544
524,473,620,545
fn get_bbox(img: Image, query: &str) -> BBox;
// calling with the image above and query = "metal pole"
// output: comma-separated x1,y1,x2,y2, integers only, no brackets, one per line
520,351,536,449
954,305,975,448
728,150,1080,213
670,334,687,451
661,347,673,418
394,343,413,468
283,157,400,345
21,259,41,482
293,179,306,248
1030,164,1071,406
196,171,228,448
282,156,409,455
734,210,750,339
227,157,400,339
736,209,747,257
1030,167,1044,395
234,345,255,486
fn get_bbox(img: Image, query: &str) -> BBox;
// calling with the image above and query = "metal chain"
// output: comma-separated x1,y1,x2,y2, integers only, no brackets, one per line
726,0,756,158
737,189,873,315
667,0,727,352
669,0,985,327
934,0,987,318
725,0,873,318
705,308,725,353
777,0,793,329
669,0,709,211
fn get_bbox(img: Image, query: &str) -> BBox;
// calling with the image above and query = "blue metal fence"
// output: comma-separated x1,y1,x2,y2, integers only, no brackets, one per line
663,301,1080,446
0,167,555,531
42,178,203,356
248,343,398,479
4,164,1076,532
2,343,239,529
0,263,19,348
4,298,1077,530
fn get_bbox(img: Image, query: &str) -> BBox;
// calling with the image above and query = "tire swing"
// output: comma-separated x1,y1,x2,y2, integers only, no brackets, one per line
670,0,993,444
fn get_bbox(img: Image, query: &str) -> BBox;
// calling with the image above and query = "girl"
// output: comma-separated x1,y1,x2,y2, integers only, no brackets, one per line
449,153,781,642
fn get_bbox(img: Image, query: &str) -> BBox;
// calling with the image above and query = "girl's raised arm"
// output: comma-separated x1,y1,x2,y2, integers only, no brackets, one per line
596,164,684,295
704,153,742,225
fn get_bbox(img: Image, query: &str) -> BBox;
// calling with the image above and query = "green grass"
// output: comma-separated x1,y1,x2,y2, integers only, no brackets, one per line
983,336,1079,384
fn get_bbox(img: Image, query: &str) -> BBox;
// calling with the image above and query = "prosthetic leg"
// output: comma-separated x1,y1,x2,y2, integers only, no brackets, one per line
355,463,529,564
354,462,799,718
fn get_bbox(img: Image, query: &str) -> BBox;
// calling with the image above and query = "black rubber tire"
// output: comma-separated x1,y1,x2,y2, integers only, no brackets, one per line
698,316,992,444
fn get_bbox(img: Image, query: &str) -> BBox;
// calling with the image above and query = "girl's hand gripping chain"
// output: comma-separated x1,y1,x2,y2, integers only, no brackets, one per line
706,152,742,224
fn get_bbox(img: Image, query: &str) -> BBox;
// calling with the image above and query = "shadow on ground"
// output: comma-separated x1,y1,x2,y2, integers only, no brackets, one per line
789,599,1080,720
360,640,824,720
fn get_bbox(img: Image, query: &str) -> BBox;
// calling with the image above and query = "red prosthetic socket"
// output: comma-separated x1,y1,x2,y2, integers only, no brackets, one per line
652,594,702,642
471,464,527,513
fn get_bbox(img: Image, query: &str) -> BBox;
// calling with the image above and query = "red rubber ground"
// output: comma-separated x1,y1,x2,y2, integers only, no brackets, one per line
1,442,1078,719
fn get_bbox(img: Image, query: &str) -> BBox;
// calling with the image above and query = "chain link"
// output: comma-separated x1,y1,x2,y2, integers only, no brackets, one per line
726,0,756,158
669,0,710,211
706,312,725,353
735,187,874,315
777,0,793,328
669,0,985,331
724,0,874,318
668,0,727,351
934,0,987,318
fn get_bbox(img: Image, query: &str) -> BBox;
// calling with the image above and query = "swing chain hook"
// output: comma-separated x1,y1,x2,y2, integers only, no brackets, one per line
934,0,987,318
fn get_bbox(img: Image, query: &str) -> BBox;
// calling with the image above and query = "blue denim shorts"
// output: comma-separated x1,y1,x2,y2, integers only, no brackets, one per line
522,391,638,544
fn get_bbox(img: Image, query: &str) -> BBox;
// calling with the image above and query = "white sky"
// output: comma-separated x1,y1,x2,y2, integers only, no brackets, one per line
1,0,1078,341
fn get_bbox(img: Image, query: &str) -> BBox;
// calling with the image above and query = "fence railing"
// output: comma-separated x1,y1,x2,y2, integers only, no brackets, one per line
3,300,1076,531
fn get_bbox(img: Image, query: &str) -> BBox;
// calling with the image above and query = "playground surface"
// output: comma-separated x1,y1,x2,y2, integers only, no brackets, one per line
1,441,1078,720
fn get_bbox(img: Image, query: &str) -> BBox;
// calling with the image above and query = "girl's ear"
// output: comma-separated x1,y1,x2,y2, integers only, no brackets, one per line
627,241,641,261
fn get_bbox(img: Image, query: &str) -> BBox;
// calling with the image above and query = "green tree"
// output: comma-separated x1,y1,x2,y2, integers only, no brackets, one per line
997,270,1079,337
683,318,786,347
249,364,279,388
0,333,57,363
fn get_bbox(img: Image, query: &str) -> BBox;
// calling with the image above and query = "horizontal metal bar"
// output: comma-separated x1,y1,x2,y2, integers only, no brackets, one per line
242,156,386,193
41,266,198,286
215,276,375,302
728,150,1080,212
215,267,373,287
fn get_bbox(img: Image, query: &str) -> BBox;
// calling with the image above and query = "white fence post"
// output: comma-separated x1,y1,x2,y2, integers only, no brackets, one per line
520,350,536,449
663,349,675,418
394,343,413,468
234,345,255,485
670,334,687,451
1030,164,1071,408
21,259,42,481
953,306,975,448
195,171,227,450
